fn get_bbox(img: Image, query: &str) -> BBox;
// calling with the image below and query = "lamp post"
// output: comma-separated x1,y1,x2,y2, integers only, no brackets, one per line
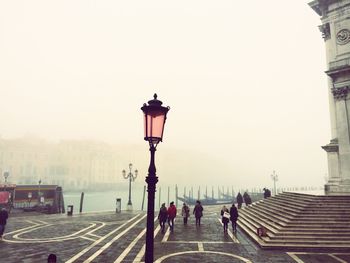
3,171,9,192
122,163,138,211
141,93,169,263
271,170,278,196
28,192,32,208
38,178,42,205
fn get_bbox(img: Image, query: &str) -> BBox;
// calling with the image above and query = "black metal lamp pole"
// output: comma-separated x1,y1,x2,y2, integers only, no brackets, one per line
145,145,157,262
128,173,132,205
141,94,169,263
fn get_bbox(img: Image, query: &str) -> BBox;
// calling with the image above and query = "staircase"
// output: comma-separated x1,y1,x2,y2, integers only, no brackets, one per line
237,192,350,250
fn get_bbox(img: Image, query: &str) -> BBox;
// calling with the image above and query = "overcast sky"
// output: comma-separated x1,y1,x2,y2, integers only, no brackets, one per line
0,1,330,189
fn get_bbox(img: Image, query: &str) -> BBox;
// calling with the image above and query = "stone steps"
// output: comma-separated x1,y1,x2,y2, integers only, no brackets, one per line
281,226,350,231
273,231,350,237
253,202,297,219
237,192,350,250
246,206,291,224
264,238,350,245
250,202,350,222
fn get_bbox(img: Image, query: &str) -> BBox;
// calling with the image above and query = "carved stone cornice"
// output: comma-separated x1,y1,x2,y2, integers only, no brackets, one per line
322,141,339,152
309,0,338,16
325,64,350,80
332,86,350,100
309,0,346,17
319,23,331,40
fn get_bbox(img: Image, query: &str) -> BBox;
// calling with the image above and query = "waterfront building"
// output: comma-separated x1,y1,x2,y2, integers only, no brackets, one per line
310,0,350,194
0,137,123,191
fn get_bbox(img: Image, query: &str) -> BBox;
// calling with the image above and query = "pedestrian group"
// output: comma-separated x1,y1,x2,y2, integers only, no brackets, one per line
158,200,239,235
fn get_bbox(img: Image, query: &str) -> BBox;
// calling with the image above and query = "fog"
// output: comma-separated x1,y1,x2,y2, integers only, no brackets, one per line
0,1,329,190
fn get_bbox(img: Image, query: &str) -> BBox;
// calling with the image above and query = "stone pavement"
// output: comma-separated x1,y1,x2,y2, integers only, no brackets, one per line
0,206,349,262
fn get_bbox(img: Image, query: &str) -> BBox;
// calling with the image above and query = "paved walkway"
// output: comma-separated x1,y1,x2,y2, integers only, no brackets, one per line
0,207,349,262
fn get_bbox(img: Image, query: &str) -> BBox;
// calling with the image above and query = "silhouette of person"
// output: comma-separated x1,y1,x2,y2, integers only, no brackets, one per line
47,253,57,263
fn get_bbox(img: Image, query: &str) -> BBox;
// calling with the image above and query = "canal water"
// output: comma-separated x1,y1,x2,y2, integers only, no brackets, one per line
63,185,322,213
63,184,178,212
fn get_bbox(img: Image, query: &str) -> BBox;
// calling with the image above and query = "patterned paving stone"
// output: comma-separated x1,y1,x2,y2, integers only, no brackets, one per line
0,209,348,262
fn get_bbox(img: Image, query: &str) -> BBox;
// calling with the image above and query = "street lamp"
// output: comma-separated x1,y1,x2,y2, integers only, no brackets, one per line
122,163,138,211
28,192,32,208
38,178,42,205
141,93,169,263
271,170,278,196
3,171,9,192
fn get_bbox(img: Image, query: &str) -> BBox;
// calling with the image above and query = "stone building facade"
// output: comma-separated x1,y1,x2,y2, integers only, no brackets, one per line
0,137,122,191
310,0,350,194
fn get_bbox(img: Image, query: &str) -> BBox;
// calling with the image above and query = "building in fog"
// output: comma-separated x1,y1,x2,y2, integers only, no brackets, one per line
0,137,123,191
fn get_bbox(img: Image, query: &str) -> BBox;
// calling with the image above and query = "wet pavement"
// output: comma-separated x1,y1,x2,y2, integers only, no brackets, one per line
0,206,348,262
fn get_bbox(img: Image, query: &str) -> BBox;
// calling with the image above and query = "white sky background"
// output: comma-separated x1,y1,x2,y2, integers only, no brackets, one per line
0,0,330,189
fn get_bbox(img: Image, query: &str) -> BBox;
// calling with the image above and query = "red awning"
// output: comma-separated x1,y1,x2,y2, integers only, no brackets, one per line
0,191,10,204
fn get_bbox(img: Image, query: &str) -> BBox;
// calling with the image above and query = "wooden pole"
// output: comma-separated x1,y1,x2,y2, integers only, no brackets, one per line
79,192,84,213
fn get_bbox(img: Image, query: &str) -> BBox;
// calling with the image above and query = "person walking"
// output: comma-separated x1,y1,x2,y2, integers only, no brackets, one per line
0,208,9,241
221,205,230,233
181,203,190,225
236,192,243,209
193,200,203,226
158,203,168,233
230,203,239,233
47,254,57,263
167,201,177,232
263,188,271,199
243,191,252,206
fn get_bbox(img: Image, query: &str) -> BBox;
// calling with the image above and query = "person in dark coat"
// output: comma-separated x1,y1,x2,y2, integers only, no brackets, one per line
158,203,168,233
181,203,190,225
0,208,9,241
220,205,230,233
263,188,271,198
47,253,57,263
193,200,203,226
243,191,252,206
167,201,177,232
229,203,239,232
236,192,243,209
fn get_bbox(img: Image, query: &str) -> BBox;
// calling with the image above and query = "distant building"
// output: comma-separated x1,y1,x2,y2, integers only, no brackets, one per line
0,137,122,191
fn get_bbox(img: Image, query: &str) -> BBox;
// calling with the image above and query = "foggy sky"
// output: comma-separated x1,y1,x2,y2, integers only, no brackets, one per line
0,1,329,189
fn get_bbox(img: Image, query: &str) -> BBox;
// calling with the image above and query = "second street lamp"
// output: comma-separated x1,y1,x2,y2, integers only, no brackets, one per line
271,170,278,196
122,163,138,211
3,171,9,192
28,192,32,208
141,93,169,263
38,179,42,205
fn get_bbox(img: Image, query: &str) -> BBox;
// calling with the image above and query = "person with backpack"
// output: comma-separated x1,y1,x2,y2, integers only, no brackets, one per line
220,205,230,233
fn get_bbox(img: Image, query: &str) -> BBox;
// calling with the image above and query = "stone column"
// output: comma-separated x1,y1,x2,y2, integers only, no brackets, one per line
322,141,340,189
334,88,350,187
